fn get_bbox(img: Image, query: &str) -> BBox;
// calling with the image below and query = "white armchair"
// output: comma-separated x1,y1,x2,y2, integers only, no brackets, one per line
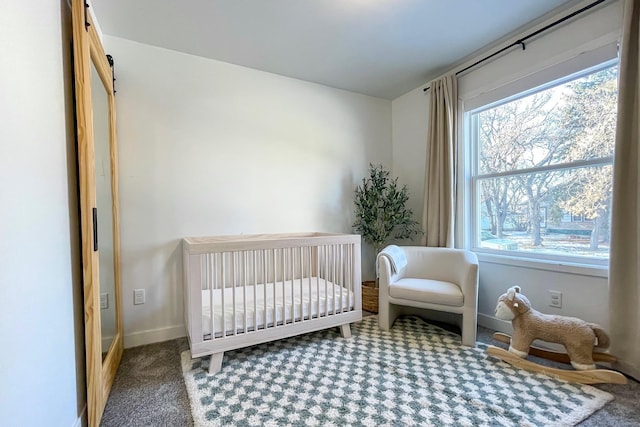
378,246,479,346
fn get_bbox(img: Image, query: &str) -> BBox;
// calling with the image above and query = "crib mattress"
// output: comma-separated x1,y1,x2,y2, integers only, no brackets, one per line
202,277,354,337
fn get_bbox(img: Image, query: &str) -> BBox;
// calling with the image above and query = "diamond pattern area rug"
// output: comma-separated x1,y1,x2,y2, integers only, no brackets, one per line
181,316,613,426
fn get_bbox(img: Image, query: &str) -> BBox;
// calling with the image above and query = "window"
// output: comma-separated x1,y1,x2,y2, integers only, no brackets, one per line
468,62,618,264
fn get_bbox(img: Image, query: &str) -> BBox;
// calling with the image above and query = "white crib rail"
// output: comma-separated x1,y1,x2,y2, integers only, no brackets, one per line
183,233,361,358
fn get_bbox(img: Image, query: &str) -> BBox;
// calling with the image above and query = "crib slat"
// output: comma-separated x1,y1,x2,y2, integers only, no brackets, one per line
203,255,207,335
336,245,344,313
326,245,330,316
309,247,313,319
338,244,342,314
324,245,329,317
282,248,286,326
331,245,338,314
307,247,312,321
232,252,237,336
299,246,303,322
209,254,214,340
263,250,267,330
344,244,347,313
292,248,296,324
243,251,247,334
341,245,344,312
202,254,207,338
334,244,338,315
347,244,352,312
221,253,226,337
272,248,277,328
343,244,347,313
316,247,320,319
332,244,337,315
289,248,293,324
253,251,257,333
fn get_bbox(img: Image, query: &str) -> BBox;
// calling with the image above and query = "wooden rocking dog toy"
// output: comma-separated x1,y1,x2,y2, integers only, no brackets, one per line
486,286,627,384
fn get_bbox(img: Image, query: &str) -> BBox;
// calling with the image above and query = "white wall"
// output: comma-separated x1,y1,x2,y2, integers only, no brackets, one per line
0,2,84,426
391,1,622,333
103,36,392,347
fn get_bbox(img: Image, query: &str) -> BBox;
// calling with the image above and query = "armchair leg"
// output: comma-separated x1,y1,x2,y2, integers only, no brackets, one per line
461,314,477,347
379,302,400,331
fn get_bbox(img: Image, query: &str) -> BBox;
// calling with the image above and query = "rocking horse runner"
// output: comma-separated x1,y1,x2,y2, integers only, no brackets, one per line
486,286,627,384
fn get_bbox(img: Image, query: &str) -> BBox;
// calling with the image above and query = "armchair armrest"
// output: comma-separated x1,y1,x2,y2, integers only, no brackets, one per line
457,250,479,304
378,255,395,296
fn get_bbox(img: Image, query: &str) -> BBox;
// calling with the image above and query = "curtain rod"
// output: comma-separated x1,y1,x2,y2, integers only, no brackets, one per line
423,0,607,92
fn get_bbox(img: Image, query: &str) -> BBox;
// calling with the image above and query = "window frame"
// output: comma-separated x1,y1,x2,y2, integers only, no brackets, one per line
464,60,618,269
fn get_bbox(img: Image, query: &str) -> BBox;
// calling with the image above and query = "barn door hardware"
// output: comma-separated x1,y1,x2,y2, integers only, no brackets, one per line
106,54,116,94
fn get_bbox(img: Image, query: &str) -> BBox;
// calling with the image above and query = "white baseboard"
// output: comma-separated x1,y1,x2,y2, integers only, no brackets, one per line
124,324,186,349
73,404,86,427
614,360,640,382
102,335,114,350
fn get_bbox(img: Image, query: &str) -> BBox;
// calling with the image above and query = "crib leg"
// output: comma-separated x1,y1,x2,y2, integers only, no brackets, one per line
339,324,351,338
208,352,224,374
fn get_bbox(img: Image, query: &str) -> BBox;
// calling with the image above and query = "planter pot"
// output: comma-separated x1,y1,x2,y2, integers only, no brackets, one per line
362,280,379,313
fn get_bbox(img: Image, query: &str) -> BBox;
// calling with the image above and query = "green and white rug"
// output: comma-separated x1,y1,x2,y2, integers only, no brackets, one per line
181,316,613,426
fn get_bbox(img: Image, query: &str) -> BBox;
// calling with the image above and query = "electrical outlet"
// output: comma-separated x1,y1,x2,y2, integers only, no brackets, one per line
100,293,108,310
549,290,562,308
134,288,146,305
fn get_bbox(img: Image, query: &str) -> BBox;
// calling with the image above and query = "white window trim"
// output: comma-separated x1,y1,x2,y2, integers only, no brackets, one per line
475,156,614,180
476,252,608,278
461,59,618,269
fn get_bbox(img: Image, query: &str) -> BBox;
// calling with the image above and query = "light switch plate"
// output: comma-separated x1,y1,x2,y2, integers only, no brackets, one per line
100,293,108,310
134,288,145,305
549,290,562,308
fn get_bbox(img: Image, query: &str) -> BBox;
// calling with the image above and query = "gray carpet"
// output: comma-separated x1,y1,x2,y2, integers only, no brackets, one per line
101,338,192,426
102,317,640,426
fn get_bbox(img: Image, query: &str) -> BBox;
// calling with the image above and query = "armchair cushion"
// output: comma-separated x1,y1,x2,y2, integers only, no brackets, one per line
390,278,463,307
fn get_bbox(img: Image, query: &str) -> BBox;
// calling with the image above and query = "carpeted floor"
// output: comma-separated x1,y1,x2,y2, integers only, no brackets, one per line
101,316,640,426
101,338,193,426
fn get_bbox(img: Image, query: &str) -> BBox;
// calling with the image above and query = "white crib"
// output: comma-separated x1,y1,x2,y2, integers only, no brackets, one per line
182,232,362,373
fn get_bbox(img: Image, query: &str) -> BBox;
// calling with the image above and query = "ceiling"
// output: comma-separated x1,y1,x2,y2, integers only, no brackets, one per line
91,0,580,100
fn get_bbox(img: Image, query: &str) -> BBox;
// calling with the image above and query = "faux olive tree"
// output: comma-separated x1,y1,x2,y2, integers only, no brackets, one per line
353,164,421,256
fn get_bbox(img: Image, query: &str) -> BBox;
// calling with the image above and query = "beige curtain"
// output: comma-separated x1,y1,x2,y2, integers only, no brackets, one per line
422,74,457,247
609,0,640,380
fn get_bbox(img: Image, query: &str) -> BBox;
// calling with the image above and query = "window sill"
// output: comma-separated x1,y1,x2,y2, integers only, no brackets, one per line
474,251,609,278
